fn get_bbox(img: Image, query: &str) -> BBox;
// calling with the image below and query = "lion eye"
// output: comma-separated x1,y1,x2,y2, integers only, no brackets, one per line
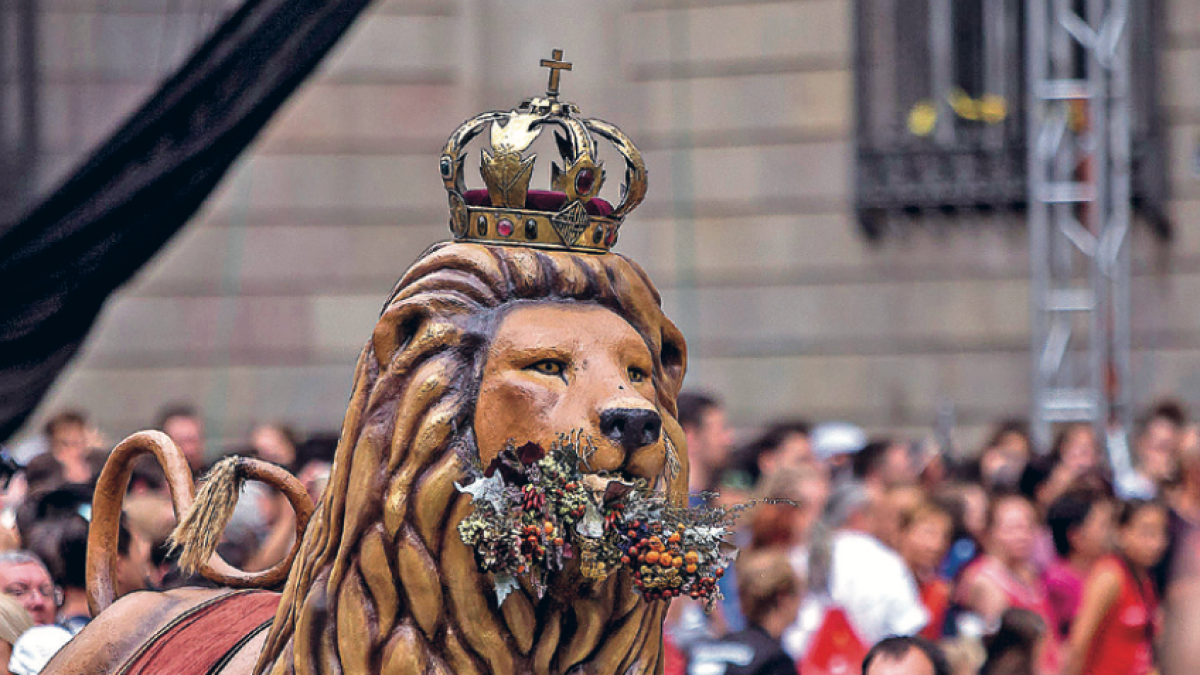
627,367,647,383
529,359,566,378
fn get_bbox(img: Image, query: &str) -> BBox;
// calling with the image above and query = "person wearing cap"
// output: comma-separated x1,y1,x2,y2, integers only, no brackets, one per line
811,422,868,480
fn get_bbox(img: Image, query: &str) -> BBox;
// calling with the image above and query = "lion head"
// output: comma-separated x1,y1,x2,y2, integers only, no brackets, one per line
255,242,688,675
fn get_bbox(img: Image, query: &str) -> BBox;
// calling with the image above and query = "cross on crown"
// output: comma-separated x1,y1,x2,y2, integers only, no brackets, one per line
540,49,572,99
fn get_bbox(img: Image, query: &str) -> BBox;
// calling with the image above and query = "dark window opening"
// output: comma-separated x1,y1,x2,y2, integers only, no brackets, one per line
854,0,1170,240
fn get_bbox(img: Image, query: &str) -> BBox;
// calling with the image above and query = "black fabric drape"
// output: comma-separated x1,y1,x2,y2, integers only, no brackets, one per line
0,0,374,442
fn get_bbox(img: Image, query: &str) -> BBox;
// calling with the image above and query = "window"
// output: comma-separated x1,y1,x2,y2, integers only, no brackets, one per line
854,0,1169,239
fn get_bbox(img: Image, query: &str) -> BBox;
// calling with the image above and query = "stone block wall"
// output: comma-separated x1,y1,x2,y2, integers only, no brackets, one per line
19,0,1200,458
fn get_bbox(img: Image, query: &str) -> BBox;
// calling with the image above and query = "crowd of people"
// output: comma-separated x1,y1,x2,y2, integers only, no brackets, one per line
0,393,1195,675
664,393,1199,675
0,406,336,675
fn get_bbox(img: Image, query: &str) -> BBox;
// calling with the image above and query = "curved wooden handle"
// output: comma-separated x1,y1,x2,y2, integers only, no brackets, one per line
87,430,195,615
87,433,316,615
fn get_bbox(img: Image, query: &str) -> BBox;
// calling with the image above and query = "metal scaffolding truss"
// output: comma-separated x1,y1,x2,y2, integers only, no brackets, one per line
1026,0,1132,452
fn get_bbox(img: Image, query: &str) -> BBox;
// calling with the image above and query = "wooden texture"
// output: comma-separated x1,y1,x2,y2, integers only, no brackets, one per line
51,242,689,675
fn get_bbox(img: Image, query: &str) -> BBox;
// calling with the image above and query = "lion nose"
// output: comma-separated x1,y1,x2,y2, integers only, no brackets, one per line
599,408,662,452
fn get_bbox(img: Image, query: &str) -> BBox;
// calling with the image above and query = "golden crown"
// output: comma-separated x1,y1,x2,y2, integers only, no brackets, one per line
440,50,646,253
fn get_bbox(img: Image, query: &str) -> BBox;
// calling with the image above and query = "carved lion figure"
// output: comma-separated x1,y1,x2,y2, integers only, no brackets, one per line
46,241,688,675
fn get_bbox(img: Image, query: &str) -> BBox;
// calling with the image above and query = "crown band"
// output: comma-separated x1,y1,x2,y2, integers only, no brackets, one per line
449,190,619,252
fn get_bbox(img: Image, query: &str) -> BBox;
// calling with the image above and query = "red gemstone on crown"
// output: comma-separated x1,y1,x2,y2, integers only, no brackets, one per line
497,218,514,237
575,169,594,195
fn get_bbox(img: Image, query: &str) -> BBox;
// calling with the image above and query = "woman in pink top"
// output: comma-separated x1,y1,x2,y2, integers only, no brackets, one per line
1043,486,1115,639
957,494,1059,673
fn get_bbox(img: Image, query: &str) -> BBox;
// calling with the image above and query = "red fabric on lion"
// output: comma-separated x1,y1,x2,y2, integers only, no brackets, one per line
121,590,280,675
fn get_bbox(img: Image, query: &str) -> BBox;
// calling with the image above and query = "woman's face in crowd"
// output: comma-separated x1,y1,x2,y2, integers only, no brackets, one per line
1138,419,1179,482
990,498,1037,564
982,432,1031,487
961,485,988,539
902,513,952,573
1071,500,1115,560
1120,505,1169,569
1060,425,1100,473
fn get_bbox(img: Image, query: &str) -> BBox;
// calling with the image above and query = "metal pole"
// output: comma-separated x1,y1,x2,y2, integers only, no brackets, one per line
1027,0,1051,452
1027,0,1133,455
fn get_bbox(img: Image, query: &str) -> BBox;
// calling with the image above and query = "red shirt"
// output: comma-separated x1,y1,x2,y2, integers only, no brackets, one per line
918,577,950,640
1083,556,1158,675
958,556,1060,673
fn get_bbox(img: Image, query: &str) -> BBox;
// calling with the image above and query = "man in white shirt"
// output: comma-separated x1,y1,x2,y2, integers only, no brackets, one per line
786,481,927,655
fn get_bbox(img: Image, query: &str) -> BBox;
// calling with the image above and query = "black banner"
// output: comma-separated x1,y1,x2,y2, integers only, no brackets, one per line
0,0,374,441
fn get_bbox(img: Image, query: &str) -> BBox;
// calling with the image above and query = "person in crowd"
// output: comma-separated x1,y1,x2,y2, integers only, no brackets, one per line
957,494,1051,626
854,438,916,492
725,420,813,490
897,500,954,640
878,485,925,551
1154,423,1200,596
861,635,950,675
1033,424,1102,509
0,552,57,626
250,422,298,471
1115,400,1186,499
40,411,93,485
25,515,90,633
7,624,72,675
157,404,206,474
678,392,735,497
1043,486,1115,640
0,458,26,554
751,467,829,561
1162,514,1200,674
939,637,986,675
913,438,950,493
979,608,1047,675
748,461,835,638
805,481,928,649
676,392,734,499
956,493,1058,669
936,482,989,581
0,595,32,673
668,392,736,651
973,420,1032,492
1061,499,1168,675
685,550,801,675
294,433,337,502
811,421,867,479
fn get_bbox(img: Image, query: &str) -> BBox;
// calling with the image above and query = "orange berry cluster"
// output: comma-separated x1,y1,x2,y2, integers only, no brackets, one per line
613,519,726,603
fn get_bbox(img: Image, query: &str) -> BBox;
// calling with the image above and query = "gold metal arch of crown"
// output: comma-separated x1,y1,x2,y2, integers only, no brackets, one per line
439,49,648,254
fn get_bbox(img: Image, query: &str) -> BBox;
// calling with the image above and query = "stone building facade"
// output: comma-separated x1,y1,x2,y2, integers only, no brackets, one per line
13,0,1200,456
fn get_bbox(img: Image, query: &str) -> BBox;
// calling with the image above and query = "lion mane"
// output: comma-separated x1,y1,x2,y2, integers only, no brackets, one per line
254,242,689,675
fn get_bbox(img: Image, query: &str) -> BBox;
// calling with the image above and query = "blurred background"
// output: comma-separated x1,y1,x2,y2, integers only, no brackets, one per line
2,0,1198,458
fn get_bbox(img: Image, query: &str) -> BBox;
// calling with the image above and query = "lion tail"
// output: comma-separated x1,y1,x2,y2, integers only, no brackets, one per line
87,432,316,616
168,457,243,574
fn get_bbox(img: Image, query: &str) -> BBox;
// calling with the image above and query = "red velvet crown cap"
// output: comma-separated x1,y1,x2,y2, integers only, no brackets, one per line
464,189,614,217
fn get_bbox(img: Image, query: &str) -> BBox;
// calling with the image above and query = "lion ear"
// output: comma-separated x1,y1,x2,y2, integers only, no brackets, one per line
373,304,428,365
657,332,687,398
